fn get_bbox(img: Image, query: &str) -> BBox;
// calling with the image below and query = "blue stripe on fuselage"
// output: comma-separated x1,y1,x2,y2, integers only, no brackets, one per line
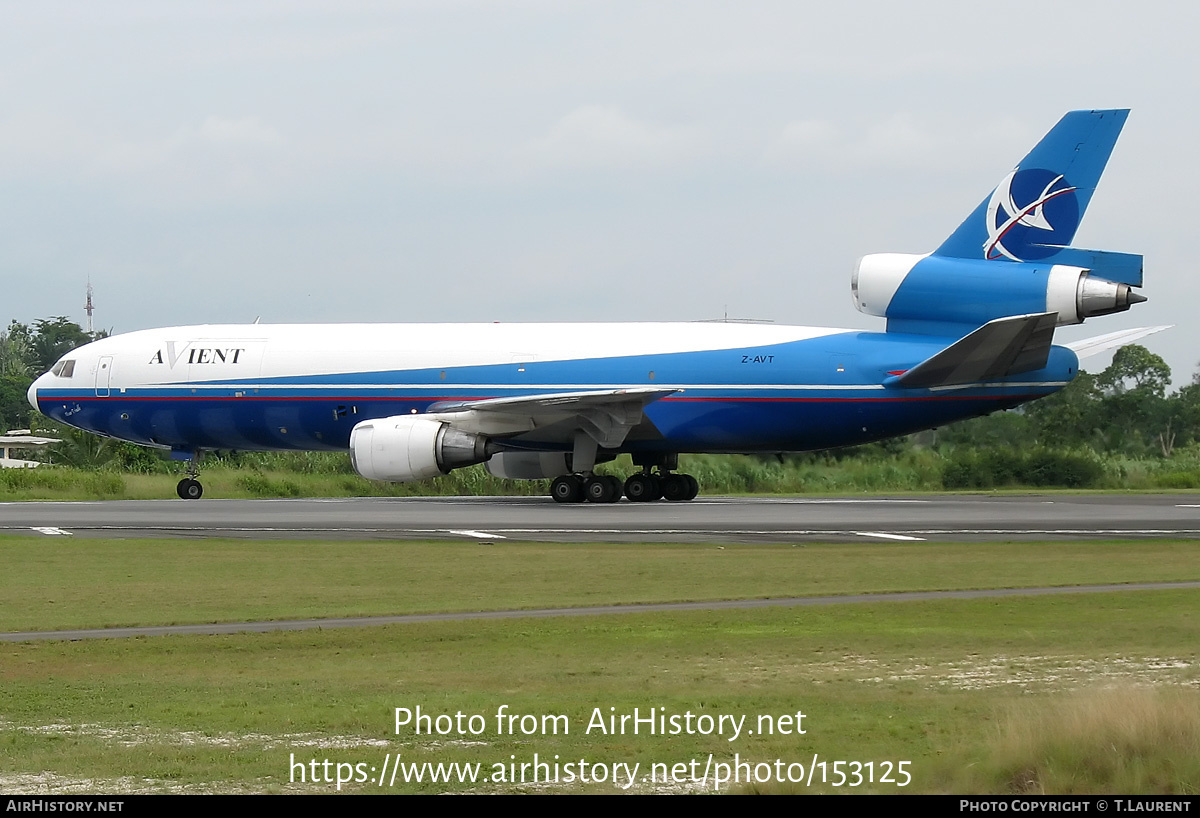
35,332,1077,453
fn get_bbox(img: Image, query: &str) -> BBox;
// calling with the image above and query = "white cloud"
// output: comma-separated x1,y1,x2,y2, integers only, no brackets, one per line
0,112,285,179
854,113,937,166
763,112,1032,175
762,119,840,167
764,113,942,171
525,105,710,171
195,116,281,146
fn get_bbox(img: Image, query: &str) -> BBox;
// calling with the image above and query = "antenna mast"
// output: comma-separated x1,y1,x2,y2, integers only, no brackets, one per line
85,278,94,334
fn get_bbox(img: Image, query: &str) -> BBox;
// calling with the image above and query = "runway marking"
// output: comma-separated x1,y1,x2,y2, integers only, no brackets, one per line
855,532,926,541
414,497,932,506
29,527,71,536
762,498,931,504
446,530,506,540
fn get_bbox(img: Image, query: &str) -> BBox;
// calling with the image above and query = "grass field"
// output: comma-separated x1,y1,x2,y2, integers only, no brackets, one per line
6,447,1197,501
2,536,1198,794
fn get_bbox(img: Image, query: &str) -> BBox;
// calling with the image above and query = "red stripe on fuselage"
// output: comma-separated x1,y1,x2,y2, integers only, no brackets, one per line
41,392,1048,406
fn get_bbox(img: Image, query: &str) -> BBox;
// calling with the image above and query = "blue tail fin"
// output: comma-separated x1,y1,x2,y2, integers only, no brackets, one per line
935,109,1128,264
852,109,1145,335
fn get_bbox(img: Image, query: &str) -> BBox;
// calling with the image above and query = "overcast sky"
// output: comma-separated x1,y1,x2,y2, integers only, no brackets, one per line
1,1,1195,383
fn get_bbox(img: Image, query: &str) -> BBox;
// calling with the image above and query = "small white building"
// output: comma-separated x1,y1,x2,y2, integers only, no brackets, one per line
0,430,61,468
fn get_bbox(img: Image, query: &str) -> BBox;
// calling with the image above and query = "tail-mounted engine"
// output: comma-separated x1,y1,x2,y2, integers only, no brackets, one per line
852,252,1145,331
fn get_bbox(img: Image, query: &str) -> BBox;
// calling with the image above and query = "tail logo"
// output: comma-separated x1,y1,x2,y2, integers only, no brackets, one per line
983,168,1079,261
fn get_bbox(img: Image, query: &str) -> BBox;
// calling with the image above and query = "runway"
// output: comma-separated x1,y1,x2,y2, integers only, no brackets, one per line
2,493,1199,543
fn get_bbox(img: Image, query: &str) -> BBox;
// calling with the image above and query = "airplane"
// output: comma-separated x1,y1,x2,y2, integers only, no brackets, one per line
27,109,1157,503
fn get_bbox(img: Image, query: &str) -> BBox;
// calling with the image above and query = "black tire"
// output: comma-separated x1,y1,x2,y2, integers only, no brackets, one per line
624,474,653,502
551,475,584,503
585,476,616,503
177,478,203,500
661,473,690,502
625,474,662,502
683,473,700,501
603,475,623,503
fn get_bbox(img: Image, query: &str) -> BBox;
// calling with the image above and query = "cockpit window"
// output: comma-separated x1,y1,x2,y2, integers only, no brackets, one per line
51,360,75,378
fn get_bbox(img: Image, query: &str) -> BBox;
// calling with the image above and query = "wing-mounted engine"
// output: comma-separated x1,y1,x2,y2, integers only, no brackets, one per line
349,415,493,482
349,388,678,484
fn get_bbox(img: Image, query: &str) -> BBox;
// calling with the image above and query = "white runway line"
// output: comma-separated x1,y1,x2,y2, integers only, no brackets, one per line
855,532,926,541
446,530,506,540
29,527,72,536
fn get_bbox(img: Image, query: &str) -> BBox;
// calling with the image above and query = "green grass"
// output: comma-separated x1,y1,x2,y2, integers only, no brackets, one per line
3,536,1199,794
2,447,1175,501
3,538,1200,633
11,440,1200,501
7,451,1200,500
2,589,1198,793
0,465,549,501
0,466,125,500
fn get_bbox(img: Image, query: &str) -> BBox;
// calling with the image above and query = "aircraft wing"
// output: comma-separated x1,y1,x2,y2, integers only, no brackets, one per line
426,387,679,447
884,312,1060,389
1064,325,1172,359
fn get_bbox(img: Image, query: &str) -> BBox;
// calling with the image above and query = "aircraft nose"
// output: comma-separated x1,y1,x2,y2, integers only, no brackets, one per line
27,375,42,411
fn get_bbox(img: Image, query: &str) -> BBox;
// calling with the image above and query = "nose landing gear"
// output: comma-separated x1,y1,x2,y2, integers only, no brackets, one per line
175,452,204,500
176,478,203,500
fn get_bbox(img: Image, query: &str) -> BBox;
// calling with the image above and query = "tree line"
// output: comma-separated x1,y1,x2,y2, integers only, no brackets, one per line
0,318,105,432
936,344,1200,460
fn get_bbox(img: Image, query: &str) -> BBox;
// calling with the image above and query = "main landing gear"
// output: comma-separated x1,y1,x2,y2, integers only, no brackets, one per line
176,454,204,500
548,440,697,504
550,468,700,504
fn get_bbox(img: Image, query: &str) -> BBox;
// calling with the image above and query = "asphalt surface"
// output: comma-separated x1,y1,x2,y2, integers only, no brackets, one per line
2,493,1199,543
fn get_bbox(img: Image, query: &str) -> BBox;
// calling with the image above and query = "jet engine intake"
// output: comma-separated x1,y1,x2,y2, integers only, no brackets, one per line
349,415,492,482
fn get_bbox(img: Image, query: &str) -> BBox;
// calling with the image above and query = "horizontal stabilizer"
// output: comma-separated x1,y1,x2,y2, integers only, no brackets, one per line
885,312,1059,389
1065,325,1172,359
1039,248,1143,287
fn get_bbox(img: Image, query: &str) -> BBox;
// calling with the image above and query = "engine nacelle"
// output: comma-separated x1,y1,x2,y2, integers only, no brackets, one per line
485,451,572,480
852,253,1144,329
349,415,491,482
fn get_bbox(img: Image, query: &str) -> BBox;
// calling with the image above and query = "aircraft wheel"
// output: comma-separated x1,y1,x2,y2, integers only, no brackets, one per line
177,478,204,500
661,474,691,502
624,474,660,502
585,475,618,503
551,475,584,503
683,474,700,500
